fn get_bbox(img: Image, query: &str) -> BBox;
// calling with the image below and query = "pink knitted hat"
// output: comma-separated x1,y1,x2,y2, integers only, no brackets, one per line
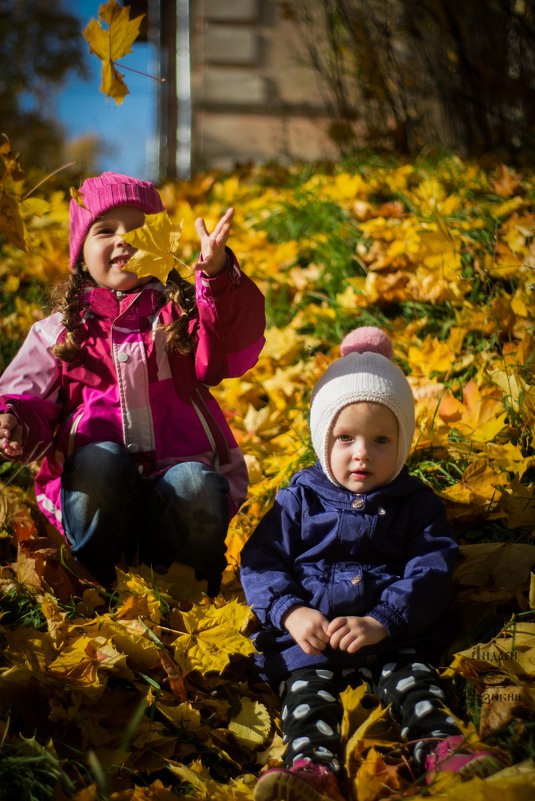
69,171,164,268
309,326,415,485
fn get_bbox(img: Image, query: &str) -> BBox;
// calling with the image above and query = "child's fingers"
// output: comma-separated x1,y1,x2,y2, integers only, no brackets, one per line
329,626,349,650
194,208,234,243
327,616,351,637
0,416,24,456
194,217,209,240
214,207,234,236
0,414,18,439
1,437,23,457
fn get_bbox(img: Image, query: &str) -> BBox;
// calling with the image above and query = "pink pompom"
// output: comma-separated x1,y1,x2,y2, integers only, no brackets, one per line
340,326,394,359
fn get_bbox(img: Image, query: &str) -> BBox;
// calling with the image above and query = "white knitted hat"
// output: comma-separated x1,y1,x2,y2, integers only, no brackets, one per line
309,326,415,485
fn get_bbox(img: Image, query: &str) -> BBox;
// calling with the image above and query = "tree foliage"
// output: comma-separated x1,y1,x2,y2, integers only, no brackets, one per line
287,0,535,159
0,0,89,172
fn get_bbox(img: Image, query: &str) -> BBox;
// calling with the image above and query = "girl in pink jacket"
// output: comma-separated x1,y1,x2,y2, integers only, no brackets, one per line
0,172,265,593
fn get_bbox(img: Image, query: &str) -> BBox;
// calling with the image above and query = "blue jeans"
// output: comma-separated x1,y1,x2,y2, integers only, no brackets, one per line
60,441,230,592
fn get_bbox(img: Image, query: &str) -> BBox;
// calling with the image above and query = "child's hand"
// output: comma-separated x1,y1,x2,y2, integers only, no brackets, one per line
0,413,23,457
194,207,234,276
282,605,330,655
328,615,388,654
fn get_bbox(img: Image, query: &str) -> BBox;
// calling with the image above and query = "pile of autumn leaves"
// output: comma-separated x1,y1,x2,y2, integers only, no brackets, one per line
0,155,534,800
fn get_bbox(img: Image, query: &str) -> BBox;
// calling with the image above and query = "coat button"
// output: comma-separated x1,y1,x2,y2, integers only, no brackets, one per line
352,495,365,509
351,575,362,585
117,352,129,362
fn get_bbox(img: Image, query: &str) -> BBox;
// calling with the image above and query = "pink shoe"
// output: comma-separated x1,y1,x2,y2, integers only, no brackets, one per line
425,735,505,783
254,760,345,801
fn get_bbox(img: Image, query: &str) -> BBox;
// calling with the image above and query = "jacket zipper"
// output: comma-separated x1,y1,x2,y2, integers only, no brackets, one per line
67,410,84,457
192,388,231,468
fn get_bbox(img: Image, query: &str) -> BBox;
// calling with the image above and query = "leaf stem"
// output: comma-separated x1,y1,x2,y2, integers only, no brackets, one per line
23,162,77,199
112,59,166,83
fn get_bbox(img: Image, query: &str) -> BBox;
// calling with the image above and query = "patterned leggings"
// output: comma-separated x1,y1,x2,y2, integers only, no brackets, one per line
279,650,461,773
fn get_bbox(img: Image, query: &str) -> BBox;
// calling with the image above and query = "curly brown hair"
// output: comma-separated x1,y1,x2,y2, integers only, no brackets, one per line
51,262,197,362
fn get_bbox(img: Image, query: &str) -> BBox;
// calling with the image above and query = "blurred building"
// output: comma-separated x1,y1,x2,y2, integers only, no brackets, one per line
127,0,337,179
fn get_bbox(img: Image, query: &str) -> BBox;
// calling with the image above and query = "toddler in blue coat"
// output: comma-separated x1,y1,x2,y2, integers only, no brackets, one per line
241,327,503,801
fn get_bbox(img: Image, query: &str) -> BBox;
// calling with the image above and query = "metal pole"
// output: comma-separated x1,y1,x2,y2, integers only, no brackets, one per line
147,0,161,181
176,0,192,179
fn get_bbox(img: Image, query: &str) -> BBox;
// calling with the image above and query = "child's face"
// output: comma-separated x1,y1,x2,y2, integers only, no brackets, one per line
82,205,150,291
328,402,399,492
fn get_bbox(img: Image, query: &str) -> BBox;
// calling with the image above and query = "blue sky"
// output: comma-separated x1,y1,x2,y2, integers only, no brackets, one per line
57,0,158,180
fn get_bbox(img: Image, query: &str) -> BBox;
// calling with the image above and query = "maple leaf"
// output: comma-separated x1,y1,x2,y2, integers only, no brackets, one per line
83,0,145,105
408,336,459,377
492,164,522,197
171,599,255,675
122,211,184,284
438,381,507,442
167,759,256,800
354,746,405,801
439,460,503,509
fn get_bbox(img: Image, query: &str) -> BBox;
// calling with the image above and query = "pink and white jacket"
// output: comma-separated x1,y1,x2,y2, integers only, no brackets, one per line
0,254,265,536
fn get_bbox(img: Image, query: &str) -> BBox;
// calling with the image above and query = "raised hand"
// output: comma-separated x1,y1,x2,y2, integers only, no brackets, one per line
194,207,234,276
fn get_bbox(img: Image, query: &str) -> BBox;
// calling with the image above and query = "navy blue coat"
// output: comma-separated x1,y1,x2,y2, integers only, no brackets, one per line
240,463,458,684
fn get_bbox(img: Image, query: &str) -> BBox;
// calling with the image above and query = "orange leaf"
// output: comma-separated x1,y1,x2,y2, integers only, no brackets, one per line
438,390,464,423
354,746,404,801
159,649,187,700
491,164,522,197
439,381,507,442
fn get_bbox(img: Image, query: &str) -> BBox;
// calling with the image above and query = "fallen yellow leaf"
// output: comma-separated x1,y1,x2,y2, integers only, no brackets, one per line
228,698,271,749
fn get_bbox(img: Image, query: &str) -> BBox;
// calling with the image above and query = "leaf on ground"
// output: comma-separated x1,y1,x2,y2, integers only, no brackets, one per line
17,536,98,601
114,568,163,623
97,617,161,672
2,628,56,672
345,699,400,763
438,381,507,442
439,461,503,509
156,699,201,732
159,649,187,700
171,599,255,674
354,746,404,801
228,698,271,749
454,543,535,593
425,762,535,800
167,759,256,800
479,684,531,737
